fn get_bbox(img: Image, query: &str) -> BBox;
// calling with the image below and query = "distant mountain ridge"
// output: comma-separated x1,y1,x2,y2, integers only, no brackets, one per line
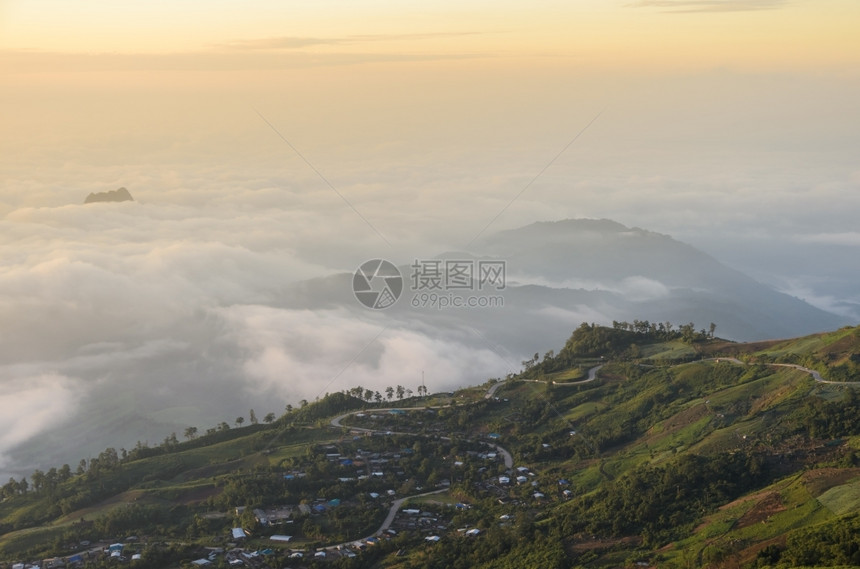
283,218,851,346
84,187,133,204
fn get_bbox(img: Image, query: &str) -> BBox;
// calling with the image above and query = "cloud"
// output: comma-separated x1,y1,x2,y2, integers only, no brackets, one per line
776,280,860,320
215,32,484,51
215,37,344,50
217,305,510,402
628,0,790,12
0,374,83,477
533,305,612,326
508,274,672,301
794,232,860,247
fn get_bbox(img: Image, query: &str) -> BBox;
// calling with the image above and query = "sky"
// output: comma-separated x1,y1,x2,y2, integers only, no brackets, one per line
1,0,859,476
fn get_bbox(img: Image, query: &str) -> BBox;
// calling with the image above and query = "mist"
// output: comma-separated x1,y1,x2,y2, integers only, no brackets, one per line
2,43,859,479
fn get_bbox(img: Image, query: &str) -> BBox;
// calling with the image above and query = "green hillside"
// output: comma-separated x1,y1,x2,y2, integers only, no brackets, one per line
1,325,859,569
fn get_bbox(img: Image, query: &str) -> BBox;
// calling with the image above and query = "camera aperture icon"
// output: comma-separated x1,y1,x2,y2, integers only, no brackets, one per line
353,259,403,309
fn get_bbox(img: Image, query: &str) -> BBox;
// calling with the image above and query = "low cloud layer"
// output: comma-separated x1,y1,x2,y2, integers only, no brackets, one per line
0,374,82,471
1,62,858,479
220,305,508,402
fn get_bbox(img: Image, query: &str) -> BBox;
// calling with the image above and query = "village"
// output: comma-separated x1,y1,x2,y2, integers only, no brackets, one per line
7,403,577,569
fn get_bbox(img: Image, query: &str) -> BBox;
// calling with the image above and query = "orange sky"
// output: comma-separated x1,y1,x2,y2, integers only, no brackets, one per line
2,0,859,71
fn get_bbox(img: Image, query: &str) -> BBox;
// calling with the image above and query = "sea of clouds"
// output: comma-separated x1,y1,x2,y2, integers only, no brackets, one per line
1,61,858,477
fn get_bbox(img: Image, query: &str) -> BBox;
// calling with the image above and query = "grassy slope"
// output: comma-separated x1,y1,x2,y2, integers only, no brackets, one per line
1,326,858,567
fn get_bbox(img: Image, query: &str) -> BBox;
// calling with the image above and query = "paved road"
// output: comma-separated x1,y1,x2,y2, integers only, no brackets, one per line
549,364,604,386
485,380,506,399
325,407,513,552
376,489,448,535
488,365,604,395
331,406,448,432
486,443,513,469
331,409,514,470
708,358,859,385
321,488,448,552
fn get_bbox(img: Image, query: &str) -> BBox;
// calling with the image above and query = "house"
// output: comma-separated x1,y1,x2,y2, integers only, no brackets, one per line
231,528,247,540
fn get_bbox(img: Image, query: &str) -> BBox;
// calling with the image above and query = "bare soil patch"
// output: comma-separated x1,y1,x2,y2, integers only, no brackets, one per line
735,492,785,529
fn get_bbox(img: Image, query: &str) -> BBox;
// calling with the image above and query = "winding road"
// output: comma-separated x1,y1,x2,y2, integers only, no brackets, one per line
324,403,516,552
709,358,859,385
487,364,604,396
555,364,604,385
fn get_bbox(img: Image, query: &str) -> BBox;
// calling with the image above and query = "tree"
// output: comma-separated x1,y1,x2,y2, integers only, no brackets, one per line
249,409,258,424
374,391,383,404
709,322,717,338
300,399,309,408
385,386,394,401
184,426,198,440
31,469,45,493
680,322,696,343
264,412,276,423
235,416,245,427
285,403,293,414
396,385,405,399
